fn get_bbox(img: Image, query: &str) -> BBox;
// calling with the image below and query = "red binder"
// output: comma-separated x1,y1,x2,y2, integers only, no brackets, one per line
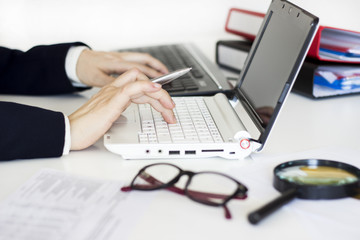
225,8,360,63
307,25,360,63
225,8,265,41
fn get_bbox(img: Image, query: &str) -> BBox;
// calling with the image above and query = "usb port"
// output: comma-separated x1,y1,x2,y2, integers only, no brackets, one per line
169,150,180,155
185,150,196,155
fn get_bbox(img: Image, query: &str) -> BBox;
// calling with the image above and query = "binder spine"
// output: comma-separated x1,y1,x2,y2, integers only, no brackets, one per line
215,40,252,73
225,8,360,63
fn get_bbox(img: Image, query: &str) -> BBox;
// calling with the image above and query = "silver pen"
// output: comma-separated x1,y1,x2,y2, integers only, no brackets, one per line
151,67,192,85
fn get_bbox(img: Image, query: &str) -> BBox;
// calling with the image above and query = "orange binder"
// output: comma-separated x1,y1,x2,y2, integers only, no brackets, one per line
225,8,360,63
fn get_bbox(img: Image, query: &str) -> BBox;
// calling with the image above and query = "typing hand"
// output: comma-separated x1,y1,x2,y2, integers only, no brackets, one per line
76,49,169,87
68,68,175,151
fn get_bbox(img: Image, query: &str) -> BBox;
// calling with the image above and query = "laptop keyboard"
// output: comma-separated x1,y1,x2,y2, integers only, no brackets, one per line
119,45,204,92
138,97,223,144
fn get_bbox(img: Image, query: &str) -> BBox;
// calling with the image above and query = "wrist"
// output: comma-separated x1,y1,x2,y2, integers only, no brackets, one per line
65,46,90,85
62,114,71,155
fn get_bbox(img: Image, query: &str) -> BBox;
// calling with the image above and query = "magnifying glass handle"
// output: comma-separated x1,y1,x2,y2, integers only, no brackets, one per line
248,188,297,224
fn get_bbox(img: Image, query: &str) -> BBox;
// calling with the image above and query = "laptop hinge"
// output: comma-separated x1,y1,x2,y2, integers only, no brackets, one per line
249,139,263,152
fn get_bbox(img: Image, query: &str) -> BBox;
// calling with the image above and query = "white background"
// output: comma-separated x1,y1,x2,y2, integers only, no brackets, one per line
0,0,359,51
1,1,360,239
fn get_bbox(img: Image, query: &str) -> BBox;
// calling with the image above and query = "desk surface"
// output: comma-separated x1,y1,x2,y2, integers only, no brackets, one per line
1,39,360,240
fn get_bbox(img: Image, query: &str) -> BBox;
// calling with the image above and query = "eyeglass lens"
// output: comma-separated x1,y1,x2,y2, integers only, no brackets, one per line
186,172,240,205
133,164,181,190
133,164,241,205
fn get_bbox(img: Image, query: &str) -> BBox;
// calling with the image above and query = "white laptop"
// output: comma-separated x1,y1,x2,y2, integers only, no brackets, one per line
104,0,319,160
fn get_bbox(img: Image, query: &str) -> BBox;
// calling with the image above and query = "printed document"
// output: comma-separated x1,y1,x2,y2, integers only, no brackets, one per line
0,169,153,240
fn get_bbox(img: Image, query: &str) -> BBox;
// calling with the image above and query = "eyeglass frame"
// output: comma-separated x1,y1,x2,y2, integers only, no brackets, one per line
121,163,248,219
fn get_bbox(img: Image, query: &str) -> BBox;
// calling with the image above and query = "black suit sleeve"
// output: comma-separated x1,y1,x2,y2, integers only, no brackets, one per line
0,102,66,160
0,42,88,95
0,42,89,160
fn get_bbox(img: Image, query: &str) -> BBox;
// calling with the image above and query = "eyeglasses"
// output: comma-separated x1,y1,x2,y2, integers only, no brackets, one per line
121,163,248,219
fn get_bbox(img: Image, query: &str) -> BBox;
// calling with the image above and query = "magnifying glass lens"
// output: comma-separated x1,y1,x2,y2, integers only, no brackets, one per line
277,165,359,186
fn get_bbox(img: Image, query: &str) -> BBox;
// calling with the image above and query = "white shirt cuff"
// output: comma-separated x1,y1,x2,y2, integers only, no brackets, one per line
62,114,71,155
65,46,90,87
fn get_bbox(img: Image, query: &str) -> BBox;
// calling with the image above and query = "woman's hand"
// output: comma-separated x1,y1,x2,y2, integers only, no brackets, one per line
68,68,175,150
75,49,169,87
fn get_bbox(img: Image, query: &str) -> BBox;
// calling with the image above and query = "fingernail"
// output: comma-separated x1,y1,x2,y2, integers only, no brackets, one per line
172,113,177,123
153,83,162,88
172,100,176,107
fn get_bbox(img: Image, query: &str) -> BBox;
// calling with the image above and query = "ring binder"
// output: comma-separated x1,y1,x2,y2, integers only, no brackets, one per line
225,8,360,63
222,6,360,98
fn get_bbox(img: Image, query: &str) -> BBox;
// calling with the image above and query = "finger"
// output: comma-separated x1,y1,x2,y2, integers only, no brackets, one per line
68,78,170,151
126,83,175,110
114,52,169,74
130,88,175,110
75,79,163,124
129,85,176,123
144,88,175,110
133,95,176,124
110,61,166,78
115,79,164,104
111,68,149,88
133,53,169,74
118,80,175,121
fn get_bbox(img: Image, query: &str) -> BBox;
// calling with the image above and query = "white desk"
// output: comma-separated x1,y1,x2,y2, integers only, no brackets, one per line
1,40,360,240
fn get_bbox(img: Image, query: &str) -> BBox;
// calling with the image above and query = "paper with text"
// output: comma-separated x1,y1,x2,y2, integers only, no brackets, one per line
0,169,153,240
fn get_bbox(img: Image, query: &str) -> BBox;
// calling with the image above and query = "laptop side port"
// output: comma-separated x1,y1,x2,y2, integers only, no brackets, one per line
185,150,196,155
201,149,224,152
169,150,180,155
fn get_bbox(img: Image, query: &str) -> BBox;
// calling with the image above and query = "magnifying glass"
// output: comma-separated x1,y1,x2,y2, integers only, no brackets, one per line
248,159,360,224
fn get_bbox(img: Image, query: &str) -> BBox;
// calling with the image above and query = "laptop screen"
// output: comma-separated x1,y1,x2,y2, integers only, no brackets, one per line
235,0,319,147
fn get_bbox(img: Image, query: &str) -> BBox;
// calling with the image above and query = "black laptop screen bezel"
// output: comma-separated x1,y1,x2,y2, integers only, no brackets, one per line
234,0,319,149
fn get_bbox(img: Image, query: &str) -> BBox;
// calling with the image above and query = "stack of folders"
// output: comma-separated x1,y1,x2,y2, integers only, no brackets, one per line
218,8,360,98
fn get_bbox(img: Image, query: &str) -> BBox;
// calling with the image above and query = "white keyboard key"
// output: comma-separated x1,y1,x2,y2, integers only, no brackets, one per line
138,98,223,144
